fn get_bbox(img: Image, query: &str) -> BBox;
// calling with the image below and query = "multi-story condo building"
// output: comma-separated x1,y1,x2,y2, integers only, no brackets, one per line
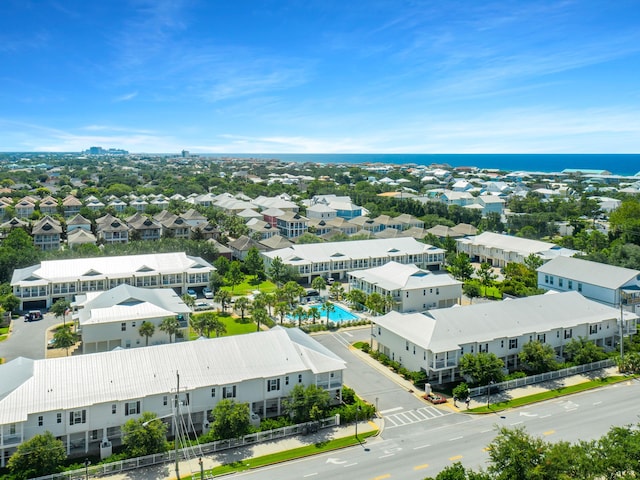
10,252,214,310
262,238,445,284
0,327,345,465
31,215,62,251
348,262,462,312
537,256,640,313
372,291,638,385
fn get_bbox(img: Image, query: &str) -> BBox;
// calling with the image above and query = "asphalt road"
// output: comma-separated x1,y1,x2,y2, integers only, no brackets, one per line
0,311,61,362
313,327,428,414
231,378,640,480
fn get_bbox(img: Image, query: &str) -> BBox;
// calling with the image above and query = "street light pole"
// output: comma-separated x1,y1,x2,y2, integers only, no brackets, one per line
487,379,494,408
84,458,90,480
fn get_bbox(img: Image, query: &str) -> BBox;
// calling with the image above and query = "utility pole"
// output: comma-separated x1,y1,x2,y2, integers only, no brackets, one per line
175,371,180,480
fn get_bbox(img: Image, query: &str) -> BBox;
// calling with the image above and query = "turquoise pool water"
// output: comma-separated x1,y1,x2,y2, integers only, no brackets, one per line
317,303,359,322
288,303,360,323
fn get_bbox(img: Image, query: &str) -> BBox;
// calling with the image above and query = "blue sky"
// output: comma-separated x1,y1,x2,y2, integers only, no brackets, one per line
1,0,639,154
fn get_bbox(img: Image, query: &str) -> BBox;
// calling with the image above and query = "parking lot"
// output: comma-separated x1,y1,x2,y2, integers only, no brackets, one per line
0,311,61,362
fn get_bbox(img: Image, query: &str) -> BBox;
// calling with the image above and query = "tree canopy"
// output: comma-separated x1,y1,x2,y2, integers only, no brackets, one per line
7,431,66,479
121,411,169,458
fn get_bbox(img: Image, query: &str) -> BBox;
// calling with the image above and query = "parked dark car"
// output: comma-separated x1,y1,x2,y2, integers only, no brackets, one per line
25,310,43,322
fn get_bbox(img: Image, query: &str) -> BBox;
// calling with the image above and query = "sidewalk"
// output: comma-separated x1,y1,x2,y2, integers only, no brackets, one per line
95,418,382,480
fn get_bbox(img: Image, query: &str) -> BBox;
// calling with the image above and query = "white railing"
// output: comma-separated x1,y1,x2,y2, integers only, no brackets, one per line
467,358,616,398
29,416,339,480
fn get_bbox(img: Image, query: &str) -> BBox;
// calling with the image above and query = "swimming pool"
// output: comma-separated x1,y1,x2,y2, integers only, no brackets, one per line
317,303,359,322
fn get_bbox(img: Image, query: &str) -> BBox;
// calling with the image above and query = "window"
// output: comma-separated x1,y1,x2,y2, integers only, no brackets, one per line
413,345,416,355
568,280,573,289
132,322,136,327
549,276,554,285
125,401,140,416
285,376,289,386
69,410,86,425
406,341,409,351
578,283,582,292
436,288,439,295
564,329,573,339
112,404,117,414
559,278,563,287
121,322,126,331
509,339,518,349
210,388,216,398
183,393,190,406
298,374,302,383
590,325,598,335
38,416,43,426
223,386,237,398
500,340,504,348
537,334,546,343
163,395,168,405
57,413,62,424
267,379,281,392
545,274,549,283
9,424,16,435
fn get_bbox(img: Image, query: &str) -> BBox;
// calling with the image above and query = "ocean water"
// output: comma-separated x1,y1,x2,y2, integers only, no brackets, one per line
210,153,640,177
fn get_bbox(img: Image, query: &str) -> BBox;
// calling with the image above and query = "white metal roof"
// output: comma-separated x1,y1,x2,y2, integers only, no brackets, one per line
348,262,461,291
537,256,640,290
11,252,214,285
457,231,559,256
0,327,345,424
373,291,637,354
262,238,444,265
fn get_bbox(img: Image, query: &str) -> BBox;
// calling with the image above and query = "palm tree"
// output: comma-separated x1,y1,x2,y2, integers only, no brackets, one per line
365,292,385,316
264,293,276,317
190,314,208,337
274,301,289,324
311,276,327,298
292,306,307,327
323,302,335,325
214,290,232,312
383,294,395,313
159,316,180,343
210,316,227,337
252,306,269,332
308,306,321,325
50,299,71,327
181,293,195,309
234,296,251,321
138,321,155,346
346,289,366,311
329,283,345,301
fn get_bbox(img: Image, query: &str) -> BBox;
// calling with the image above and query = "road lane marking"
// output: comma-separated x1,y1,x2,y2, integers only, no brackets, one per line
540,414,551,419
449,455,463,461
593,401,602,406
379,453,395,459
414,464,429,470
413,444,431,450
543,430,555,436
380,407,403,414
344,463,358,468
449,436,463,441
481,428,492,433
510,421,523,426
373,475,391,480
303,474,318,477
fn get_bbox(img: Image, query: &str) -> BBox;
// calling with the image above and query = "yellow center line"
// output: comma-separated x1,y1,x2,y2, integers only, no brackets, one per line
449,455,463,461
543,430,555,436
373,475,391,480
414,464,429,470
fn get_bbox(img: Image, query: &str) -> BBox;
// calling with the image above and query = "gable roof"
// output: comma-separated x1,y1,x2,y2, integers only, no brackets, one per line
0,327,345,424
374,291,635,354
537,256,640,290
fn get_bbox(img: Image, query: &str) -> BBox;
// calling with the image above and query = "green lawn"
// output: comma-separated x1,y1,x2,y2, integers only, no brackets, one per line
220,278,277,295
184,430,378,479
468,375,632,413
188,313,256,340
0,326,9,342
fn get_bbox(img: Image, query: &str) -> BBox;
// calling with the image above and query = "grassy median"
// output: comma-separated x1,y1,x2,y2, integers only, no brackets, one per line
183,430,378,479
468,375,633,413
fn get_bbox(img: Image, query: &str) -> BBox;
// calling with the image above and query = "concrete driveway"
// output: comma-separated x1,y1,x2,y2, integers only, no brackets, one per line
0,312,64,362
